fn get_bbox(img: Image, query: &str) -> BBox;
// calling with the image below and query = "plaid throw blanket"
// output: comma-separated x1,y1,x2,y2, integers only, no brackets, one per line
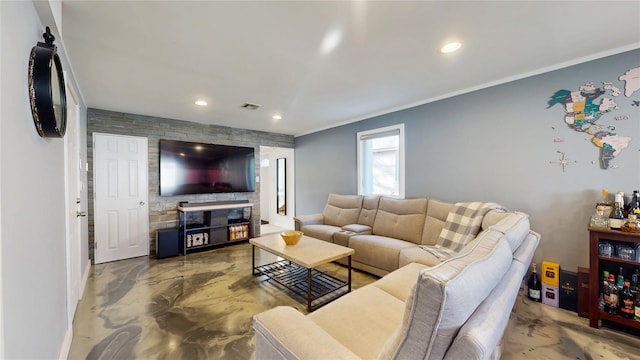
435,202,502,253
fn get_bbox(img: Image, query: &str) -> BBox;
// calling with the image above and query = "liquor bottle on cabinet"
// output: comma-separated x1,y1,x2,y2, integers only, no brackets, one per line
603,271,612,313
629,190,640,215
626,190,640,216
607,274,619,315
635,289,640,321
632,269,640,297
609,192,626,229
620,281,635,319
528,263,541,302
617,266,625,289
596,188,613,217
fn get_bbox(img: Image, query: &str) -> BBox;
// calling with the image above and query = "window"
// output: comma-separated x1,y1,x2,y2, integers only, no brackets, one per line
357,124,405,198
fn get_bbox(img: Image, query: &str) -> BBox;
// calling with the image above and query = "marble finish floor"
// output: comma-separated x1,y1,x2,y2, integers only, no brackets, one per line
68,243,640,359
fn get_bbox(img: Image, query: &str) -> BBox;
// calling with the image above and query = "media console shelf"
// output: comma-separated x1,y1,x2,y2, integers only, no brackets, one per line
177,201,253,255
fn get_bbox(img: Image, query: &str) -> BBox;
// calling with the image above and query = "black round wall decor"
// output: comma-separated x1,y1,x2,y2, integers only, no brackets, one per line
28,26,67,138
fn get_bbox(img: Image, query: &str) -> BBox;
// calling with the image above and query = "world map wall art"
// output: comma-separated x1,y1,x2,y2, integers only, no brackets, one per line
547,67,639,170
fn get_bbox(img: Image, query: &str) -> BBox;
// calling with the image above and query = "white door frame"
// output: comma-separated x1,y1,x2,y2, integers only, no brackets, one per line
260,146,295,229
64,81,82,329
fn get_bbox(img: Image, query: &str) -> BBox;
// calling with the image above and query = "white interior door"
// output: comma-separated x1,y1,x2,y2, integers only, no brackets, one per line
64,82,83,326
93,133,149,264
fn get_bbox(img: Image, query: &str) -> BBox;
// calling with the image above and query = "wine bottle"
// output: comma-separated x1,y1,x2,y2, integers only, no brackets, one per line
629,190,640,216
617,266,625,289
527,263,541,302
609,192,625,229
621,281,635,319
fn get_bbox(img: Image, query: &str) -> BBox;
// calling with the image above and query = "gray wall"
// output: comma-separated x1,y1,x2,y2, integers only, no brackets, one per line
87,109,294,261
295,49,640,272
1,2,70,357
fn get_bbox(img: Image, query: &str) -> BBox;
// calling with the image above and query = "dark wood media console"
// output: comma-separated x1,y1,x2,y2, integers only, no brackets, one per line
178,200,253,255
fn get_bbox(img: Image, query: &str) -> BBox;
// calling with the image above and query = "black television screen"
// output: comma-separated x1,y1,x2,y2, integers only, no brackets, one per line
160,139,255,196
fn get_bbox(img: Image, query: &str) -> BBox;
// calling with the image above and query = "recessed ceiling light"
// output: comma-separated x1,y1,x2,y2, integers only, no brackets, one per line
272,115,282,120
440,42,462,54
195,100,208,106
321,28,342,54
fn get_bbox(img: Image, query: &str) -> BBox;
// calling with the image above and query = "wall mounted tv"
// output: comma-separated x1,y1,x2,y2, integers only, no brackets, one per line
160,139,255,196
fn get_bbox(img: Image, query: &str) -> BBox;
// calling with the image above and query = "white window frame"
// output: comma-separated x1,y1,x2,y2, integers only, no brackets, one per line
357,124,405,199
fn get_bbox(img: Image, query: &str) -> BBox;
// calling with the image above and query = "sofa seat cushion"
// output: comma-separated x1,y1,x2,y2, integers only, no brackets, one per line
373,197,427,244
349,235,416,273
308,284,405,359
253,306,360,360
323,193,363,227
373,262,428,302
383,229,512,360
300,224,340,243
398,246,451,268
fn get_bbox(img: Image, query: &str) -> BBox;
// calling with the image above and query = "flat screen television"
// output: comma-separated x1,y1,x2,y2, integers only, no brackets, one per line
160,139,255,196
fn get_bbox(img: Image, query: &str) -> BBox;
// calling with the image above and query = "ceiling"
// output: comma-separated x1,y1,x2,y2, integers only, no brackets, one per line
61,1,640,136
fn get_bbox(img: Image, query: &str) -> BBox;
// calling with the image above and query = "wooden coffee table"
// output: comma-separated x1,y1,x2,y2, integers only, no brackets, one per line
250,233,354,312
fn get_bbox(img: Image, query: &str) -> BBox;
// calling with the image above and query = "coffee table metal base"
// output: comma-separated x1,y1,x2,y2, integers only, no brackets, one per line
252,247,352,312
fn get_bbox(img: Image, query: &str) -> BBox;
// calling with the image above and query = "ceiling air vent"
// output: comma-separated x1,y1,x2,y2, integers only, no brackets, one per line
241,103,260,110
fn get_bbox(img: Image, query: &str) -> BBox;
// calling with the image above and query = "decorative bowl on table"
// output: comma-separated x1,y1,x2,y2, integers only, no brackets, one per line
280,230,303,245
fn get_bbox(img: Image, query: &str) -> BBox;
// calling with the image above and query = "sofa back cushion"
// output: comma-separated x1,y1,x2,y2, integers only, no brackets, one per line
358,196,380,227
421,199,454,246
372,197,427,244
323,193,363,227
378,229,512,360
481,210,531,253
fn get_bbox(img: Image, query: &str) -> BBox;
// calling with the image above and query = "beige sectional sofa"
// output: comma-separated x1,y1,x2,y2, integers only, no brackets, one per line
253,193,540,359
294,193,518,276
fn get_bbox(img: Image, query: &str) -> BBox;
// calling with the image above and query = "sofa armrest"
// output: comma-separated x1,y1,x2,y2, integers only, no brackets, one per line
294,213,324,230
253,306,360,360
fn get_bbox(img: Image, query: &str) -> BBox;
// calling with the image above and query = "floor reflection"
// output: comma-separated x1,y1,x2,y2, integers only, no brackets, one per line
68,243,640,359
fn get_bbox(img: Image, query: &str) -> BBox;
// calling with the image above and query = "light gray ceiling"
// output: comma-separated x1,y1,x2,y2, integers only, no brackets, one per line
61,1,640,136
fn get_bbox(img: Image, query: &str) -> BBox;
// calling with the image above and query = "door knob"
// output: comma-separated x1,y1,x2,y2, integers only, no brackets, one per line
76,211,87,217
139,201,145,206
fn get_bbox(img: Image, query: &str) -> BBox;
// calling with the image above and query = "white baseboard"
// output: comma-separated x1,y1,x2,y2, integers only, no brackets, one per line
79,261,91,299
57,328,73,360
58,261,91,360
